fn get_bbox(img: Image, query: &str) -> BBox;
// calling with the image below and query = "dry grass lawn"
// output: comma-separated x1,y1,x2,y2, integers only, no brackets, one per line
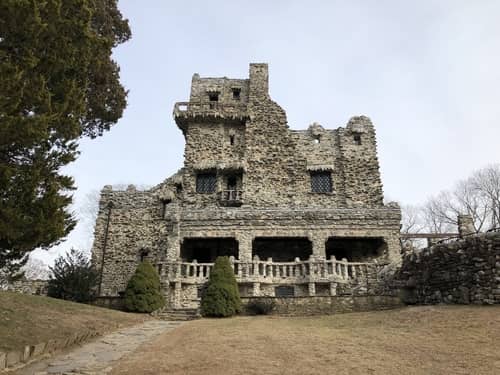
111,305,500,375
0,291,147,352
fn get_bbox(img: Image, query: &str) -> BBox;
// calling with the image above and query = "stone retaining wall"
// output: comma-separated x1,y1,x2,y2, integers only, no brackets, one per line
3,279,48,295
0,330,101,371
396,231,500,305
241,295,403,316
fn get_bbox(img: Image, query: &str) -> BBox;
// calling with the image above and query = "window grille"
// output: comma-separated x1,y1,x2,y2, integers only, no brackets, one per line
310,172,332,193
275,286,294,297
196,173,216,193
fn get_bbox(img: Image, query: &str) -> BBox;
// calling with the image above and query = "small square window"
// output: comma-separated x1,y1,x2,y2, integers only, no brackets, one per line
229,135,235,145
196,173,216,193
354,134,362,145
311,172,332,193
232,88,241,100
275,286,294,297
208,92,219,102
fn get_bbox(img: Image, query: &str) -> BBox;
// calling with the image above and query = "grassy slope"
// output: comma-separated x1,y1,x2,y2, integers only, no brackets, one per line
111,305,500,375
0,291,147,352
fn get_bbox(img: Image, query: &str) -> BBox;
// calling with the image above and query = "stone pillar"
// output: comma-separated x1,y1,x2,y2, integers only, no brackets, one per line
173,281,182,308
308,282,316,296
167,235,181,261
386,234,402,263
458,214,475,238
427,238,438,248
252,282,260,297
237,233,253,262
310,234,326,260
330,282,337,296
249,63,269,97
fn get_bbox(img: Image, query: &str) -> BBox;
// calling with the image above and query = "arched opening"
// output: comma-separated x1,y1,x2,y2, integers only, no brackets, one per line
325,237,387,262
180,238,238,262
252,237,312,261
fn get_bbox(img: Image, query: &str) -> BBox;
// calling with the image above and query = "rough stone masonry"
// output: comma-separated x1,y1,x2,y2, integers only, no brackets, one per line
91,63,402,309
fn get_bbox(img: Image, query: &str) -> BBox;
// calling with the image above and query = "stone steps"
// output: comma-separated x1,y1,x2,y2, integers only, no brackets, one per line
155,308,201,321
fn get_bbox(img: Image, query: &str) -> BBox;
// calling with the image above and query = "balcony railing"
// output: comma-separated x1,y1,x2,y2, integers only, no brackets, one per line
218,190,243,206
159,257,383,284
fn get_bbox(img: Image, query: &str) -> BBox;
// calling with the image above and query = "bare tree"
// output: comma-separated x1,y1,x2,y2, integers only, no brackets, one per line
421,165,500,233
77,190,101,253
400,204,425,234
422,191,458,233
470,164,500,229
22,258,50,280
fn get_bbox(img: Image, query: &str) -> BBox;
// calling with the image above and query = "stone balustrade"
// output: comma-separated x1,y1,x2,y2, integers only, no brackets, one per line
160,257,382,285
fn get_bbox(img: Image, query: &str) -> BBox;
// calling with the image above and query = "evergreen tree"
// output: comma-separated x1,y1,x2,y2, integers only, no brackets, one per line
47,249,98,303
124,262,165,313
0,0,131,277
200,256,242,317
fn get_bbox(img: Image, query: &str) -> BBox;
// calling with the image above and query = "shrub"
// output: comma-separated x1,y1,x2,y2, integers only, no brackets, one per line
246,298,276,315
124,261,165,313
200,256,241,317
47,249,98,303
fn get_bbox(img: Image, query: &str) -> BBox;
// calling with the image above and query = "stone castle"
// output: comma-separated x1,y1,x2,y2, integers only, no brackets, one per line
91,63,402,309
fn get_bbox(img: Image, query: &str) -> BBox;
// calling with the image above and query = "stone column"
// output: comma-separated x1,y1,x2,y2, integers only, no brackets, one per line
427,238,438,248
173,281,182,308
237,233,253,262
386,234,402,263
308,282,316,296
310,234,327,260
330,282,337,296
167,234,181,261
252,282,261,297
458,214,475,238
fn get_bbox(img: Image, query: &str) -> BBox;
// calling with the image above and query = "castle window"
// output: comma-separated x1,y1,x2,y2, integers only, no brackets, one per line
232,88,241,100
208,92,219,102
354,134,362,145
313,135,321,144
139,249,149,262
275,286,294,297
310,171,332,193
196,173,216,193
229,135,235,145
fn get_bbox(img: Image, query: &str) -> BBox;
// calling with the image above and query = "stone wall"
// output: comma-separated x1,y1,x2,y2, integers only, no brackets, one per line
91,185,167,296
241,295,403,316
396,231,500,305
3,279,48,295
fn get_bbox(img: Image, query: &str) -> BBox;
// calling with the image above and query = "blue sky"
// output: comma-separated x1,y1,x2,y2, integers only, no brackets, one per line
32,0,500,264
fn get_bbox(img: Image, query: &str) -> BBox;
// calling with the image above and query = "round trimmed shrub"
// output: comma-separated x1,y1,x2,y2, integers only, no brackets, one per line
124,261,165,313
200,256,241,317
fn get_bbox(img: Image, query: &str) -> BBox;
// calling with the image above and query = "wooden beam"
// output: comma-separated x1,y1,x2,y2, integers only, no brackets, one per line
401,233,459,239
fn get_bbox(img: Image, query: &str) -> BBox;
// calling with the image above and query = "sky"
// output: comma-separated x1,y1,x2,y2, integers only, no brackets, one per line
31,0,500,264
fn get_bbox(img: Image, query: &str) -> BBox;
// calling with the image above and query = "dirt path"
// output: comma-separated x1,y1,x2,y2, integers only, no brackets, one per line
15,320,182,375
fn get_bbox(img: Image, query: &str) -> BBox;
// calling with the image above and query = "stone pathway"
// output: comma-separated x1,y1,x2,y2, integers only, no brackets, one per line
16,320,182,375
